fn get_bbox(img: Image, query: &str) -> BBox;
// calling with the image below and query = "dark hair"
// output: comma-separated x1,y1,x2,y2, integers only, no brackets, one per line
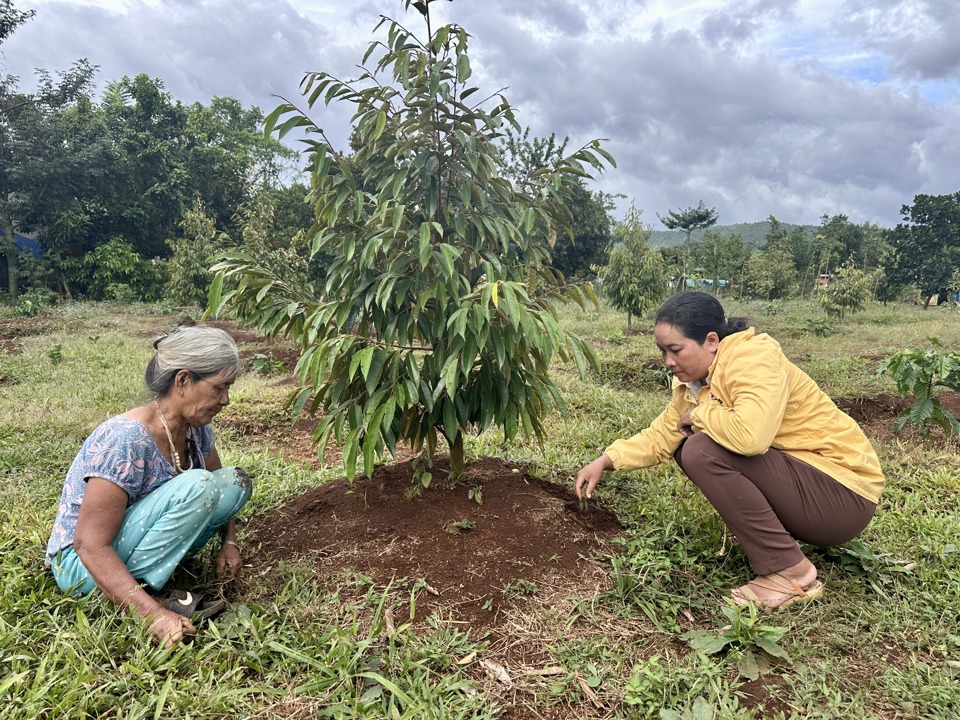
654,292,750,343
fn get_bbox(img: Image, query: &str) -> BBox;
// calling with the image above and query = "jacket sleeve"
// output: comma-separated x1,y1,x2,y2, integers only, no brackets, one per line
604,390,688,470
690,341,788,455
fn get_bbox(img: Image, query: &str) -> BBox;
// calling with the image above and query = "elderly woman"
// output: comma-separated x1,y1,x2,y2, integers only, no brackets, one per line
46,321,253,646
575,293,885,610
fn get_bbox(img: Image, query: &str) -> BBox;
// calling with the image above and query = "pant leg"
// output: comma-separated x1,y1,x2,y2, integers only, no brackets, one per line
675,433,876,575
187,466,253,553
53,466,252,595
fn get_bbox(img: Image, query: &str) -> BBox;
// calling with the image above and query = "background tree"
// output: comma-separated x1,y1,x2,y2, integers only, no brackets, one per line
657,200,718,290
210,0,612,479
500,129,614,279
598,203,667,327
0,0,33,43
166,197,227,306
742,245,796,300
692,230,750,295
1,57,103,300
83,235,163,301
886,192,960,307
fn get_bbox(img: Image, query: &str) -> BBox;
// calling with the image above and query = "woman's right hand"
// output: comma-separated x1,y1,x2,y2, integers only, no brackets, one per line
574,455,614,500
147,608,197,647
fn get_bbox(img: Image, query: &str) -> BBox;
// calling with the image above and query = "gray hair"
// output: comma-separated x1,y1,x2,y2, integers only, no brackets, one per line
145,324,241,395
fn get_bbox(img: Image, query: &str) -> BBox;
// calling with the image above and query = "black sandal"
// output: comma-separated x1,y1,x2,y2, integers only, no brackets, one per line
164,589,228,623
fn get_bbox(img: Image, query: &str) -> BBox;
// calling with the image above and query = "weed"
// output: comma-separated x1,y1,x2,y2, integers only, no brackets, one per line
825,539,917,595
467,485,483,505
48,343,64,365
249,352,285,376
446,518,476,534
502,578,538,598
682,600,791,680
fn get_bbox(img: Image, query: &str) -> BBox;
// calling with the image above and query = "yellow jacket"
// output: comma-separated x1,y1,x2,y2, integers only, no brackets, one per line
604,328,885,504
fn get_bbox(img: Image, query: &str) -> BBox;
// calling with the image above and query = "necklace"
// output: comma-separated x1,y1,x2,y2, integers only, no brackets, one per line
155,399,194,474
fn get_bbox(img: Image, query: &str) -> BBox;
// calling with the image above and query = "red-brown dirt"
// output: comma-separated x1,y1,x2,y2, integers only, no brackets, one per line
247,457,622,635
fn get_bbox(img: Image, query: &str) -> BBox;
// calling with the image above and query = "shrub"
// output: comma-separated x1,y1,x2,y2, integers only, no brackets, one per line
877,337,960,436
84,237,164,301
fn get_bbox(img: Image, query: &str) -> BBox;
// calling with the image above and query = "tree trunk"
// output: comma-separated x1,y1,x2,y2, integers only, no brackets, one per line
449,432,465,481
1,217,19,302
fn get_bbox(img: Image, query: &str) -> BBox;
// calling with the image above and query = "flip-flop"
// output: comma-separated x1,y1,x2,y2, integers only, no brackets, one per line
730,572,824,610
164,589,228,623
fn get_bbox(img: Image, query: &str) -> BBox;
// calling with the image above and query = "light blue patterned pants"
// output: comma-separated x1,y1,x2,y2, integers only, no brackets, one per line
52,466,252,595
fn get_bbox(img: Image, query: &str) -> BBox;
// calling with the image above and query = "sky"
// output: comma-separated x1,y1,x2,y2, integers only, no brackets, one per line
3,0,959,229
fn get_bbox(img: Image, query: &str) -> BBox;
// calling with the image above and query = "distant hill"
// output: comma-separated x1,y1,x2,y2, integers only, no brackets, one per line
647,221,818,249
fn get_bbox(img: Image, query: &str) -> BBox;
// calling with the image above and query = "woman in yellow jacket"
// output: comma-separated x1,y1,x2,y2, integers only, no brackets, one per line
575,292,885,609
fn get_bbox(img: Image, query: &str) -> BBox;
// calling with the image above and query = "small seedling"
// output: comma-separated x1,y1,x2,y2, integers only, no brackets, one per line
681,599,791,680
48,344,64,365
250,353,285,376
502,578,538,598
446,518,476,534
467,485,483,505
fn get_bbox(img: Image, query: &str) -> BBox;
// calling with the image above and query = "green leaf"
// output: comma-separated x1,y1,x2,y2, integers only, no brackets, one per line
342,427,362,480
365,350,387,396
683,631,731,655
373,109,387,140
456,53,471,81
737,650,760,681
755,636,792,661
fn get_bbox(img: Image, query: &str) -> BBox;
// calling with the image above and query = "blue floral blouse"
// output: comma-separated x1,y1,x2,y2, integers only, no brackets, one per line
46,416,214,562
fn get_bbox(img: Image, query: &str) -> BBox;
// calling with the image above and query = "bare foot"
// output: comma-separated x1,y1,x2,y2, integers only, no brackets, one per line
731,558,821,609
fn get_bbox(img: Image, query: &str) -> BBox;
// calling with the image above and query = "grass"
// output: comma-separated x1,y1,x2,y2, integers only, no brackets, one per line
3,298,960,718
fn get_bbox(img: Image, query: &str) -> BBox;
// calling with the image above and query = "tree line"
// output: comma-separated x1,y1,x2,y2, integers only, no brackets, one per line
0,1,316,306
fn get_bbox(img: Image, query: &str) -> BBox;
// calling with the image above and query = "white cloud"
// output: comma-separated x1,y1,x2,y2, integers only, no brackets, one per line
3,0,958,227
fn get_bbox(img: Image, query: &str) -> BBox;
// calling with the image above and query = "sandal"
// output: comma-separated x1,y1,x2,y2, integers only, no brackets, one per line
164,589,228,623
731,572,824,610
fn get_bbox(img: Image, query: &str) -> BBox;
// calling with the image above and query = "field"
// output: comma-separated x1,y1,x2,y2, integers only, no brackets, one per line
2,298,960,719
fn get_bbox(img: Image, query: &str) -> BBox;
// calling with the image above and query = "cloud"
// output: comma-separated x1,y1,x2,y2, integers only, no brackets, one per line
3,0,958,227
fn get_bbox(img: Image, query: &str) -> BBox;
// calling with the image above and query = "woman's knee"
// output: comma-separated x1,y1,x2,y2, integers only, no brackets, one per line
210,466,253,515
677,433,725,476
174,468,223,511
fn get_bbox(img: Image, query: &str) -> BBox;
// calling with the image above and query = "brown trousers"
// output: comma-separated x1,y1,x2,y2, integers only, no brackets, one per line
675,433,876,575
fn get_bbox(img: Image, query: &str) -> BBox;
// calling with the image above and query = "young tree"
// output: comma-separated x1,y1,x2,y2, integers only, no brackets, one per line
598,204,667,327
209,0,612,479
818,261,872,319
166,198,227,307
658,200,718,291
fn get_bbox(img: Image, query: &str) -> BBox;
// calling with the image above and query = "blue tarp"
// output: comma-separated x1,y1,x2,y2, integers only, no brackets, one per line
3,231,43,258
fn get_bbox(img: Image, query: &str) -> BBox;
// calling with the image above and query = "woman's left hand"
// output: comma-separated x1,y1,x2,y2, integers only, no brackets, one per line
677,408,695,437
216,542,242,580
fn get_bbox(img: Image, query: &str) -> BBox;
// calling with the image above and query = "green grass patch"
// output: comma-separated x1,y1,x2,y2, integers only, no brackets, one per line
3,299,960,718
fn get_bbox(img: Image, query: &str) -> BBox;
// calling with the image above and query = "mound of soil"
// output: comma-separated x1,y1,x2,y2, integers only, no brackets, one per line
247,457,622,635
